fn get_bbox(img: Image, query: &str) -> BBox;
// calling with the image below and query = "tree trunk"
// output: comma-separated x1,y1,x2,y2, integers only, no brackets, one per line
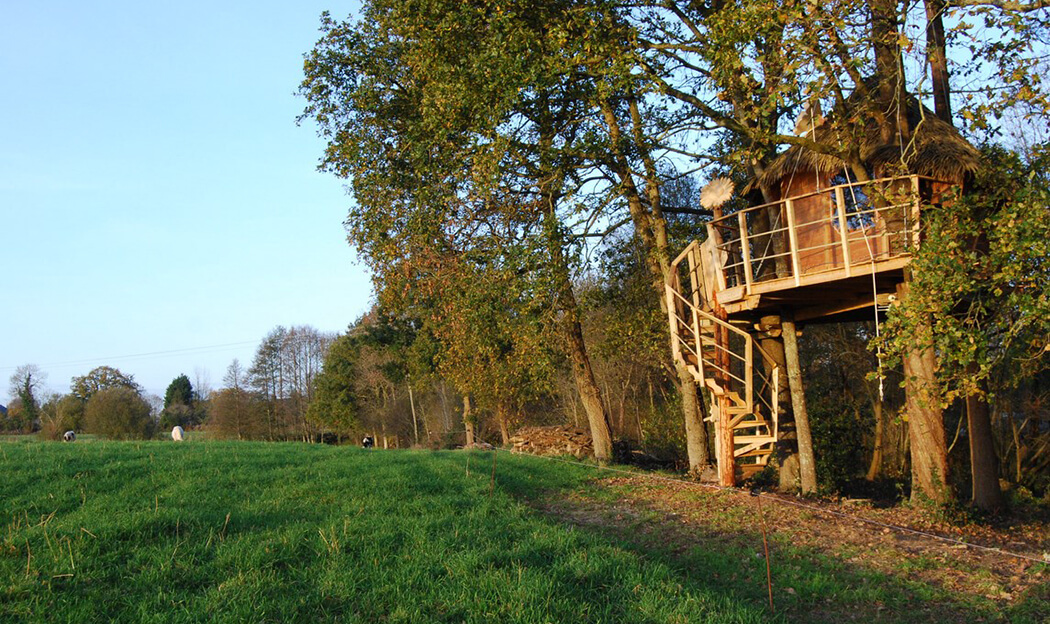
758,331,799,490
564,310,614,463
870,0,910,144
463,394,475,447
924,0,952,124
497,404,510,446
678,363,711,473
600,97,709,470
966,369,1004,511
866,399,885,481
781,312,818,494
898,282,952,505
408,382,419,446
544,205,612,462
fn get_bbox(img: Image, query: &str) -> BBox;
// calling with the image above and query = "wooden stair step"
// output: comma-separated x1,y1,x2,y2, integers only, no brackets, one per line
728,412,764,428
735,448,774,459
739,464,769,478
733,435,776,444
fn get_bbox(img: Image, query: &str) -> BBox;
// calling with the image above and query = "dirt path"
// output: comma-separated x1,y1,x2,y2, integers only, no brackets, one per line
538,475,1049,622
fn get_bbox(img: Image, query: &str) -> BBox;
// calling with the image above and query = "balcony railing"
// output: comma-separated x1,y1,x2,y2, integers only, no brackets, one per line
708,175,945,295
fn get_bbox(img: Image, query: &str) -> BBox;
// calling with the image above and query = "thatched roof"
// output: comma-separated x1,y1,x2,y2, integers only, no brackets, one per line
758,90,981,188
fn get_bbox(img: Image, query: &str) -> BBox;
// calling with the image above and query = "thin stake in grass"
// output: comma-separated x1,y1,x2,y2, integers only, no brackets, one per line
751,489,774,613
490,451,497,496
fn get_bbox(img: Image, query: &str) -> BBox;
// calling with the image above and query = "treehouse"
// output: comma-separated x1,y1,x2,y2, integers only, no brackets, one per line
666,96,981,485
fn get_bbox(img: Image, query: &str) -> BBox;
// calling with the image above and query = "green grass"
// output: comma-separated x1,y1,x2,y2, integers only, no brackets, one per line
1,441,773,623
0,440,1045,623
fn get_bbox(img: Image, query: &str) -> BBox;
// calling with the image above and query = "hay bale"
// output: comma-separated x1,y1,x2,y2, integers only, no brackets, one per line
509,425,593,458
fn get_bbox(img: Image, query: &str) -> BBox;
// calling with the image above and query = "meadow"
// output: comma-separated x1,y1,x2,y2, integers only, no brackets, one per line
1,440,1045,623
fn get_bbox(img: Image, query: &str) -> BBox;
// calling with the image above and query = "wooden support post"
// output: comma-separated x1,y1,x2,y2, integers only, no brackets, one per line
780,311,817,494
718,394,735,487
785,198,801,285
716,317,735,487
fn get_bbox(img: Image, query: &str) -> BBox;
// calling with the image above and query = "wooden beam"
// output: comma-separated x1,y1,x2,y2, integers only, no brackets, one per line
794,297,876,322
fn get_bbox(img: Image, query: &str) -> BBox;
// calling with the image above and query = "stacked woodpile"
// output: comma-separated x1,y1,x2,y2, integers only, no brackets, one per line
510,426,593,458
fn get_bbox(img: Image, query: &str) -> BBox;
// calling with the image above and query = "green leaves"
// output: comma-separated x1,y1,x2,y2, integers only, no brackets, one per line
881,147,1050,404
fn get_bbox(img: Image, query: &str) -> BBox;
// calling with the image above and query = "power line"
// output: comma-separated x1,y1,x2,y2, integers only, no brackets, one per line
0,341,259,372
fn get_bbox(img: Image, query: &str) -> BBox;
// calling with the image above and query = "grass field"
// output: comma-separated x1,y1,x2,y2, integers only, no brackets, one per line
1,440,1045,623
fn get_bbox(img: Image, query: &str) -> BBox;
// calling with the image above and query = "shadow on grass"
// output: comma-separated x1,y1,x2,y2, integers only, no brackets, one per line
491,454,1049,624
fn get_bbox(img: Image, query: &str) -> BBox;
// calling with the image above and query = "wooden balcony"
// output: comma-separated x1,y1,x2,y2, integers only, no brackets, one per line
704,175,947,321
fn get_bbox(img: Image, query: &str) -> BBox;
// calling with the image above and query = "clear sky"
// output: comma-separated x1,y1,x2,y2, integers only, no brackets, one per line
1,1,371,401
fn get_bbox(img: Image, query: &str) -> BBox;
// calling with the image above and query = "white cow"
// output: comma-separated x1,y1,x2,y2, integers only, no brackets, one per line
171,426,185,442
63,431,76,442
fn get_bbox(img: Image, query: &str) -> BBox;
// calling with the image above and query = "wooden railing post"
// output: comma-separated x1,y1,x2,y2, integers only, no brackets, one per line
911,175,922,250
785,198,801,285
707,223,729,293
691,304,705,382
744,335,754,414
738,212,754,293
835,186,852,275
686,242,702,310
665,285,682,364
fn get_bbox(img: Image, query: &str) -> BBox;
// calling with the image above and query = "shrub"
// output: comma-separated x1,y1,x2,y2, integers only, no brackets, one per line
84,387,154,440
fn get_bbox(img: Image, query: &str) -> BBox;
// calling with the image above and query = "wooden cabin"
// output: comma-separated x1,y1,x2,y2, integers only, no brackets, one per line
666,94,981,484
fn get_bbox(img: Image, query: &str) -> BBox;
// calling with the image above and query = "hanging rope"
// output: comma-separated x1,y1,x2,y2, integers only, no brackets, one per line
842,170,887,401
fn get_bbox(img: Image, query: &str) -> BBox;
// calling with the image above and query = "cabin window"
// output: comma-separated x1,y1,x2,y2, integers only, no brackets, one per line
830,171,874,230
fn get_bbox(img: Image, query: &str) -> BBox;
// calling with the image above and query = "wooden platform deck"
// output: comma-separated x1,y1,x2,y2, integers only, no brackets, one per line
700,175,945,321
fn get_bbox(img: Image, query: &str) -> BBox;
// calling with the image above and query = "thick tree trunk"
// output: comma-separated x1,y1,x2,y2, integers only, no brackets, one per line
781,312,818,494
897,282,952,505
870,0,910,144
966,371,1004,511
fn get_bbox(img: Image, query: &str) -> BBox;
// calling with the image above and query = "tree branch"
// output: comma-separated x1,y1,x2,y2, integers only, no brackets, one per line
951,0,1050,11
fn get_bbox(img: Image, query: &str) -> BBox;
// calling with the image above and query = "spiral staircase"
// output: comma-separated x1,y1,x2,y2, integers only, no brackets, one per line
665,240,780,481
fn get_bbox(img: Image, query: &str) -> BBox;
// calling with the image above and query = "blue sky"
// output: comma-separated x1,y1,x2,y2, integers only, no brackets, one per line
1,1,370,400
